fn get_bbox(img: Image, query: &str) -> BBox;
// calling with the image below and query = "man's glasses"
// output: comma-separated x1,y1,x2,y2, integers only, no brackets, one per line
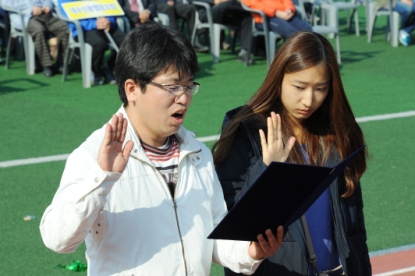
139,81,200,96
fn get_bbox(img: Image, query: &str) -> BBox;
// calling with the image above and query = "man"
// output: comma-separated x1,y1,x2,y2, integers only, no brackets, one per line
155,0,209,52
196,0,253,63
118,0,158,28
3,0,69,77
40,22,283,275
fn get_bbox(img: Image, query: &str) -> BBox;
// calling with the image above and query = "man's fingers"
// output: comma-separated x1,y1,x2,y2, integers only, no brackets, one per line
261,227,283,256
115,113,123,141
256,233,269,250
276,226,283,245
102,123,113,147
123,141,134,160
119,118,128,144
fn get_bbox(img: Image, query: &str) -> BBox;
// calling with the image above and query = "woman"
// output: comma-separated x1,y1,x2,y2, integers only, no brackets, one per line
212,31,371,275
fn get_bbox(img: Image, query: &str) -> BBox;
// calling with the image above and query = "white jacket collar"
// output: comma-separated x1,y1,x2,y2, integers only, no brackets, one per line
116,106,202,163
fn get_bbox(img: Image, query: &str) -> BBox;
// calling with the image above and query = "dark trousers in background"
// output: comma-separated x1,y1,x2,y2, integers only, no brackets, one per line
27,13,69,68
199,1,252,50
83,28,126,76
156,3,196,34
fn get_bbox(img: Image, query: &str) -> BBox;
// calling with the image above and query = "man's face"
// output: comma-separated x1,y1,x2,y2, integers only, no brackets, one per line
126,67,194,147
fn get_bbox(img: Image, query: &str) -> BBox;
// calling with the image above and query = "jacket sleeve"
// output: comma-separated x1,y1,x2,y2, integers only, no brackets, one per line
215,125,267,210
210,167,263,274
108,16,116,29
353,183,372,275
241,0,295,17
39,146,122,253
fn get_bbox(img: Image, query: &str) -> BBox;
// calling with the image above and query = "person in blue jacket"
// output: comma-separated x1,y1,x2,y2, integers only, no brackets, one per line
58,0,126,85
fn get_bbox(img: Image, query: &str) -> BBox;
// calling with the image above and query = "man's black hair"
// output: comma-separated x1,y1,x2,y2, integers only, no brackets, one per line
115,22,200,106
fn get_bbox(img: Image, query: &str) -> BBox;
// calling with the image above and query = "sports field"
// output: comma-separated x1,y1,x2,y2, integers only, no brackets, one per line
1,8,415,275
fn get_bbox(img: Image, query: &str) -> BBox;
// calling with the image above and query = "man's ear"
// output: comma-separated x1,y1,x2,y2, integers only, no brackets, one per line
125,79,140,102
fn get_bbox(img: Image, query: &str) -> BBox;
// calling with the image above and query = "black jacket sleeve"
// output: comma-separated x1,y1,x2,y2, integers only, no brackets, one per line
215,125,267,210
353,184,372,275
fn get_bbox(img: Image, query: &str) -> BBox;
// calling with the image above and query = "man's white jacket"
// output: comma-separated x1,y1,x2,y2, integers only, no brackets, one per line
40,107,261,275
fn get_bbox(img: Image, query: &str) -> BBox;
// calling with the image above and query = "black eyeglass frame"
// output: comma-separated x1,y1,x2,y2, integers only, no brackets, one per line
138,80,200,96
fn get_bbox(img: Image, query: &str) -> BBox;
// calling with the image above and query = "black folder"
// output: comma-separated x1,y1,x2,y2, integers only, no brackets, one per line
208,145,366,241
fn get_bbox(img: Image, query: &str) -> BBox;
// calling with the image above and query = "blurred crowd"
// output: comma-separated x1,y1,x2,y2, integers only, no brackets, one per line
0,0,414,84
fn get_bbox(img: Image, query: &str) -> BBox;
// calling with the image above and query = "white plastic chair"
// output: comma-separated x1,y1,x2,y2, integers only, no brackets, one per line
1,3,36,75
320,0,361,37
56,7,122,88
190,0,240,63
366,0,400,47
298,0,342,64
155,13,170,26
0,10,6,59
241,2,282,68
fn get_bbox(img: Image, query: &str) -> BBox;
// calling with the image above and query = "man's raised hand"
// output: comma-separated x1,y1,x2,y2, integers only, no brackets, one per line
98,113,134,173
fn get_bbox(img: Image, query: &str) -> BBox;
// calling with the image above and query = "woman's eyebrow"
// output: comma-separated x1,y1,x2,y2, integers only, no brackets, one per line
292,80,328,85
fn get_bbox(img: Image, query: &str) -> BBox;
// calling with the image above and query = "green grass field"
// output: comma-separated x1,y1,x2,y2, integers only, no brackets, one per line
1,8,415,275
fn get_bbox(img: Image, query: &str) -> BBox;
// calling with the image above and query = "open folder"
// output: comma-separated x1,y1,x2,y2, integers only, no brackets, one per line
208,145,366,241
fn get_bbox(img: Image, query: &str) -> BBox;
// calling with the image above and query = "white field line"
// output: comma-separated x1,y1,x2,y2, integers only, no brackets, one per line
1,110,415,169
373,266,415,276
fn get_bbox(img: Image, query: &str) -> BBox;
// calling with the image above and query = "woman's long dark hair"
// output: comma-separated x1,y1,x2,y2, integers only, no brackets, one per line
212,31,367,197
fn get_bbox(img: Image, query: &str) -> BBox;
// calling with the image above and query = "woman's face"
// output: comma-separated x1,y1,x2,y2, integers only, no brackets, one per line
280,63,330,125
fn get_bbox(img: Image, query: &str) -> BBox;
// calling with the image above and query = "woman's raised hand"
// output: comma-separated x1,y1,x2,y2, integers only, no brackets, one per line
98,113,134,173
259,112,296,166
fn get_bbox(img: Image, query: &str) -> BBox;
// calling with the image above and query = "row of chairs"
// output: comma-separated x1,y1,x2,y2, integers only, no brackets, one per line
0,0,170,88
187,0,400,67
1,0,402,87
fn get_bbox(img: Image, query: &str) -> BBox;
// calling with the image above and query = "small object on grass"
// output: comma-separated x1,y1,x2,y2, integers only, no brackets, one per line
56,260,87,272
23,215,36,221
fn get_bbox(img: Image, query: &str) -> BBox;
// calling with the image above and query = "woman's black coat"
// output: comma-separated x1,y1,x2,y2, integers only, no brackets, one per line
216,107,371,276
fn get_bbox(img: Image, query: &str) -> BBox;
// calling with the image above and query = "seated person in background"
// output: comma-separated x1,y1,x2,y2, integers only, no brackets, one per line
196,0,253,64
394,0,415,46
58,0,126,85
376,0,415,46
118,0,157,28
2,0,69,77
0,6,9,61
39,22,284,275
155,0,208,52
242,0,312,40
